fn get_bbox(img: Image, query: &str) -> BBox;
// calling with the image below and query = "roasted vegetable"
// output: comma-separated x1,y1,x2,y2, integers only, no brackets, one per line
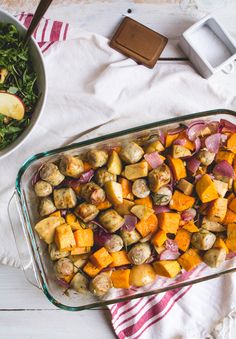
119,177,134,200
135,214,158,238
197,150,215,166
201,217,225,232
89,272,112,296
40,163,65,186
35,216,65,244
34,180,52,197
158,212,180,234
107,151,122,175
175,229,191,252
80,182,105,205
124,161,148,180
120,229,141,246
59,155,84,178
98,209,124,232
53,188,77,209
114,199,134,216
203,248,226,268
90,247,113,269
191,229,216,250
120,142,144,164
145,140,164,154
130,205,154,220
151,230,167,247
196,174,218,203
177,248,202,271
132,179,150,198
111,269,130,289
104,181,123,205
207,197,227,222
70,272,89,294
153,260,181,278
148,164,171,193
129,264,156,287
173,145,191,158
38,197,56,217
177,179,194,196
169,190,195,212
54,258,74,278
168,156,186,181
104,234,123,253
48,243,69,261
87,149,108,168
74,229,94,247
94,168,116,187
213,180,228,198
74,202,99,222
54,224,76,251
128,243,151,265
110,250,131,267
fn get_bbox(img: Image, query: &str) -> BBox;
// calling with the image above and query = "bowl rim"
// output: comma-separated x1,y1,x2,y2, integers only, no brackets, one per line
0,8,47,160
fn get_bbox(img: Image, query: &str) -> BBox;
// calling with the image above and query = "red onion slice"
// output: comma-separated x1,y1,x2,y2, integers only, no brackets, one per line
213,160,235,179
158,130,165,145
144,152,163,169
165,239,179,252
153,205,171,214
91,220,109,233
94,228,112,246
160,249,180,260
121,215,138,232
187,121,206,141
31,164,44,186
78,169,94,183
167,125,186,135
173,138,187,146
181,208,197,221
226,252,236,260
56,279,70,289
219,119,236,133
186,157,201,174
205,133,221,153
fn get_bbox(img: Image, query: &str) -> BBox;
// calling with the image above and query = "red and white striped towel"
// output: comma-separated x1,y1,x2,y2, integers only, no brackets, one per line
107,267,203,339
16,12,69,53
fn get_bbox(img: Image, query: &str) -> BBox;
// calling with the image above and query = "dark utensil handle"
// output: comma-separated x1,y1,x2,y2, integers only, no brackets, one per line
24,0,54,44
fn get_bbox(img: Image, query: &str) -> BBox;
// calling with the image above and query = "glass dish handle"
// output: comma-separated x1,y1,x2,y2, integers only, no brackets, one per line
8,191,42,289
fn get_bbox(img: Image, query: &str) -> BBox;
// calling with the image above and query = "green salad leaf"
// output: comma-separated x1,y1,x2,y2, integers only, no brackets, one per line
0,23,38,150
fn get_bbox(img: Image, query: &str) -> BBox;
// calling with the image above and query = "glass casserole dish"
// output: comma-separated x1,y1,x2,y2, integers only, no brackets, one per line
9,109,236,311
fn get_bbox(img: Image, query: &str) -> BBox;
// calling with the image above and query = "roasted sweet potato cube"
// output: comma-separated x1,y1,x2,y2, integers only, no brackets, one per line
229,197,236,213
213,238,229,254
169,190,195,212
223,209,236,225
207,198,228,222
168,156,186,181
165,133,179,147
110,250,130,267
227,223,236,239
158,212,180,234
65,213,82,230
225,239,236,252
111,269,131,289
216,151,235,164
136,214,158,237
196,174,218,203
134,196,153,208
83,261,101,278
177,248,202,271
182,221,199,233
74,229,94,247
151,230,167,247
153,260,181,278
71,246,91,255
54,224,76,251
118,177,134,200
227,133,236,153
175,229,191,252
90,247,113,269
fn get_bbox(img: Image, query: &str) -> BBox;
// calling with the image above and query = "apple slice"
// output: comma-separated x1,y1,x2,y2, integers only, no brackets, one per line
0,92,25,120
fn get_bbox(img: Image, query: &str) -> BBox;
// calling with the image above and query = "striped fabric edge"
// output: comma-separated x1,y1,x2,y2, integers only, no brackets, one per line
15,12,69,45
109,266,204,339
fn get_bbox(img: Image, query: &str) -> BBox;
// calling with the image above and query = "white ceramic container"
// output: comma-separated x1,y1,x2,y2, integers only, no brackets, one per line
0,9,47,159
179,15,236,79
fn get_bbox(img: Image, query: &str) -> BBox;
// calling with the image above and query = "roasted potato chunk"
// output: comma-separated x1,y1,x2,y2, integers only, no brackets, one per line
53,188,77,209
107,151,122,175
177,179,194,196
80,182,106,205
34,180,52,197
148,164,171,193
145,140,164,154
87,149,108,168
201,217,225,232
98,209,124,233
40,163,65,186
173,145,191,158
114,199,135,216
48,243,69,261
74,202,99,222
120,229,141,246
130,205,154,220
59,155,84,178
39,197,56,217
132,179,150,198
70,272,89,294
120,142,144,164
104,234,124,253
94,168,116,187
124,161,148,180
203,248,226,268
191,229,216,250
104,181,123,205
35,216,65,244
130,264,156,287
197,150,215,166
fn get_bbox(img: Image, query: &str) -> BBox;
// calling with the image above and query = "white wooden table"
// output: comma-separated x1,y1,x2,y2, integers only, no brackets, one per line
0,1,236,338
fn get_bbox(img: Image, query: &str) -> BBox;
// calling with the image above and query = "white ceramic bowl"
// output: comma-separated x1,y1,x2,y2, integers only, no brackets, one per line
0,9,47,159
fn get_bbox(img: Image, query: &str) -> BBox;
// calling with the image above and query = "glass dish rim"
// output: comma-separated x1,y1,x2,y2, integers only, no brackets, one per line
15,108,236,311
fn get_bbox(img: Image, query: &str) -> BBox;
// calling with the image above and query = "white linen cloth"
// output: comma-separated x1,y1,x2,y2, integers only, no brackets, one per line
0,12,236,339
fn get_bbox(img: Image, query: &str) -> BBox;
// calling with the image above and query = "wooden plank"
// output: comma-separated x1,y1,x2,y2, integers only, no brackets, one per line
0,310,115,339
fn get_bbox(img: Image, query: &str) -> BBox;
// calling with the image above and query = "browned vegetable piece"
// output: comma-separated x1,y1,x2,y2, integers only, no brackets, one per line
104,234,124,253
54,258,74,278
74,202,99,222
39,197,56,217
203,248,226,268
172,145,191,158
132,179,150,198
191,229,216,250
104,181,123,205
196,174,218,203
120,142,144,164
153,260,181,278
98,209,124,233
201,217,225,232
124,161,148,180
107,151,122,175
213,180,228,198
177,179,194,196
48,243,69,261
53,188,77,209
87,149,108,168
59,155,84,178
207,197,228,222
94,168,116,187
152,186,172,206
197,150,215,166
34,180,52,197
80,182,106,205
120,229,141,246
148,164,171,193
114,199,134,216
70,272,89,294
89,272,112,296
40,163,65,186
130,264,156,287
145,140,164,154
